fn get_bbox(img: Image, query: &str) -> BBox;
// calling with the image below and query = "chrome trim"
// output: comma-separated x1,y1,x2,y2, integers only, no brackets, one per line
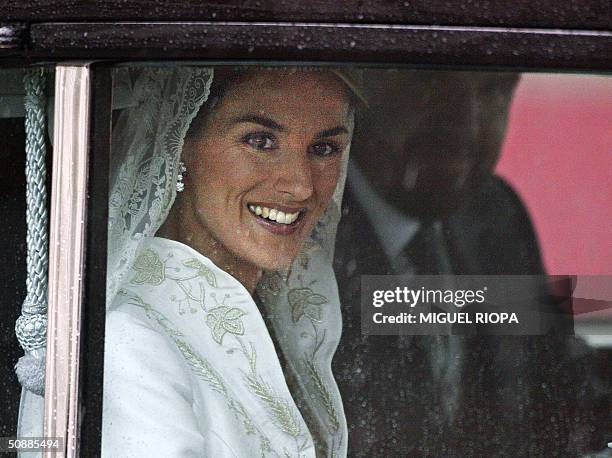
44,64,91,458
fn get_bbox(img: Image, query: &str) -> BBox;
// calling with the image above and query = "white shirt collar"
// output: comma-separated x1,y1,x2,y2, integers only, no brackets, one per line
348,159,421,260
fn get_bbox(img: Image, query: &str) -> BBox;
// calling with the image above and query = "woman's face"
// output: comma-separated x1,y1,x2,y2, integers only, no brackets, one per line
181,69,354,271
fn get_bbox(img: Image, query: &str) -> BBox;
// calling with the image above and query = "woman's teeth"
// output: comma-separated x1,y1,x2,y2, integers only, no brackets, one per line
248,205,300,225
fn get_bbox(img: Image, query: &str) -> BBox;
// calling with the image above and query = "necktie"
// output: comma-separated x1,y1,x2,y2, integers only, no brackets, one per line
391,220,464,432
392,220,453,275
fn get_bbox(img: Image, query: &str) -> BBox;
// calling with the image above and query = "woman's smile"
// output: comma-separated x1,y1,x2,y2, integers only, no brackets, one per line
247,202,307,234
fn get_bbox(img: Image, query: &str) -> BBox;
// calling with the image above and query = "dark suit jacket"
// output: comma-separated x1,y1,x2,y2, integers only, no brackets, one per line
332,174,607,457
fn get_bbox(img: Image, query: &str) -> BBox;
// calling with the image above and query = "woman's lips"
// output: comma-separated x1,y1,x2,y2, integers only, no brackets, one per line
247,203,306,235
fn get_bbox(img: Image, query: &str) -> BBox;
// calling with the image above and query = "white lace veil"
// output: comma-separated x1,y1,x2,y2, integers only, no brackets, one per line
108,66,214,307
108,65,350,307
107,65,353,455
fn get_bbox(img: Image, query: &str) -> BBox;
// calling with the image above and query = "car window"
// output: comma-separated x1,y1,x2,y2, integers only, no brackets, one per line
1,62,610,456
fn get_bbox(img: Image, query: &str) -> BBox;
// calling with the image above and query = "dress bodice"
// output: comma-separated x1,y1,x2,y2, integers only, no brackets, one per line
103,237,347,457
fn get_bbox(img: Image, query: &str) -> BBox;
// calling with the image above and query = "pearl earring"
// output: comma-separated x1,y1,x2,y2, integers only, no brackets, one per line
176,161,187,192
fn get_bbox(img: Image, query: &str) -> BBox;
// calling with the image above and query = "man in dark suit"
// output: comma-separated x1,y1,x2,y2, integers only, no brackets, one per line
332,70,606,456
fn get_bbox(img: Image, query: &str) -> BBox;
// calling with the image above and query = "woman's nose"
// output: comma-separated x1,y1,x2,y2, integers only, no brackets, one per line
273,153,314,201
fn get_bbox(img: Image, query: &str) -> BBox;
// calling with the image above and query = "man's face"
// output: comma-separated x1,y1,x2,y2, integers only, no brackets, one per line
353,70,519,218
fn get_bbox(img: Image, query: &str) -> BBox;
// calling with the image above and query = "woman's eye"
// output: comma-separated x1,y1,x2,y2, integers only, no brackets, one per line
244,133,276,150
310,142,340,157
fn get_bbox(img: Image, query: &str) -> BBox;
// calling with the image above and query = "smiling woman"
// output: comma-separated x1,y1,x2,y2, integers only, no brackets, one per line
158,68,354,293
98,66,358,457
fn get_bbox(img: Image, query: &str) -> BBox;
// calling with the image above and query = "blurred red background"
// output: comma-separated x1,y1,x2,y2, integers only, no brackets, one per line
496,73,612,275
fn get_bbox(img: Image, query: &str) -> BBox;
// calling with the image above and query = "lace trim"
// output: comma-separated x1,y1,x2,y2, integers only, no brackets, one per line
107,67,214,308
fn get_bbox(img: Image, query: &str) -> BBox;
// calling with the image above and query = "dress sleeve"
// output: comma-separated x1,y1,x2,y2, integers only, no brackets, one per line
102,309,207,457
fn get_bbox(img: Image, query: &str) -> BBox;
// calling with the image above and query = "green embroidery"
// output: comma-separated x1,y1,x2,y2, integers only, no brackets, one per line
125,292,181,338
303,359,340,433
182,258,218,287
124,291,282,456
173,338,227,395
237,339,257,375
130,248,165,285
259,436,272,457
206,305,247,344
236,338,303,440
165,274,207,315
288,288,328,323
124,244,321,456
283,267,345,453
246,374,301,438
226,398,257,436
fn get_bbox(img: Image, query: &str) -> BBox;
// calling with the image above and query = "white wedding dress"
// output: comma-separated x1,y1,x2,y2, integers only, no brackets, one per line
17,65,351,458
103,237,347,457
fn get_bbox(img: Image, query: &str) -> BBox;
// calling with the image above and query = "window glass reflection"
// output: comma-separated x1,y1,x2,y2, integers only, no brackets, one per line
98,65,610,457
103,65,356,457
333,69,610,456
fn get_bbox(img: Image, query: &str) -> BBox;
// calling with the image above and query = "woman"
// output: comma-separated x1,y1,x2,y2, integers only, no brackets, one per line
102,66,358,457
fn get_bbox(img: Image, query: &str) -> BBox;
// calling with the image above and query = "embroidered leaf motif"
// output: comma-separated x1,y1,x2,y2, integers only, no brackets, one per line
126,293,227,398
206,306,247,344
182,258,217,287
288,288,328,323
130,249,165,285
227,399,256,435
126,293,182,338
304,359,340,432
246,374,301,438
174,338,227,396
224,307,246,321
259,436,272,455
238,340,257,374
